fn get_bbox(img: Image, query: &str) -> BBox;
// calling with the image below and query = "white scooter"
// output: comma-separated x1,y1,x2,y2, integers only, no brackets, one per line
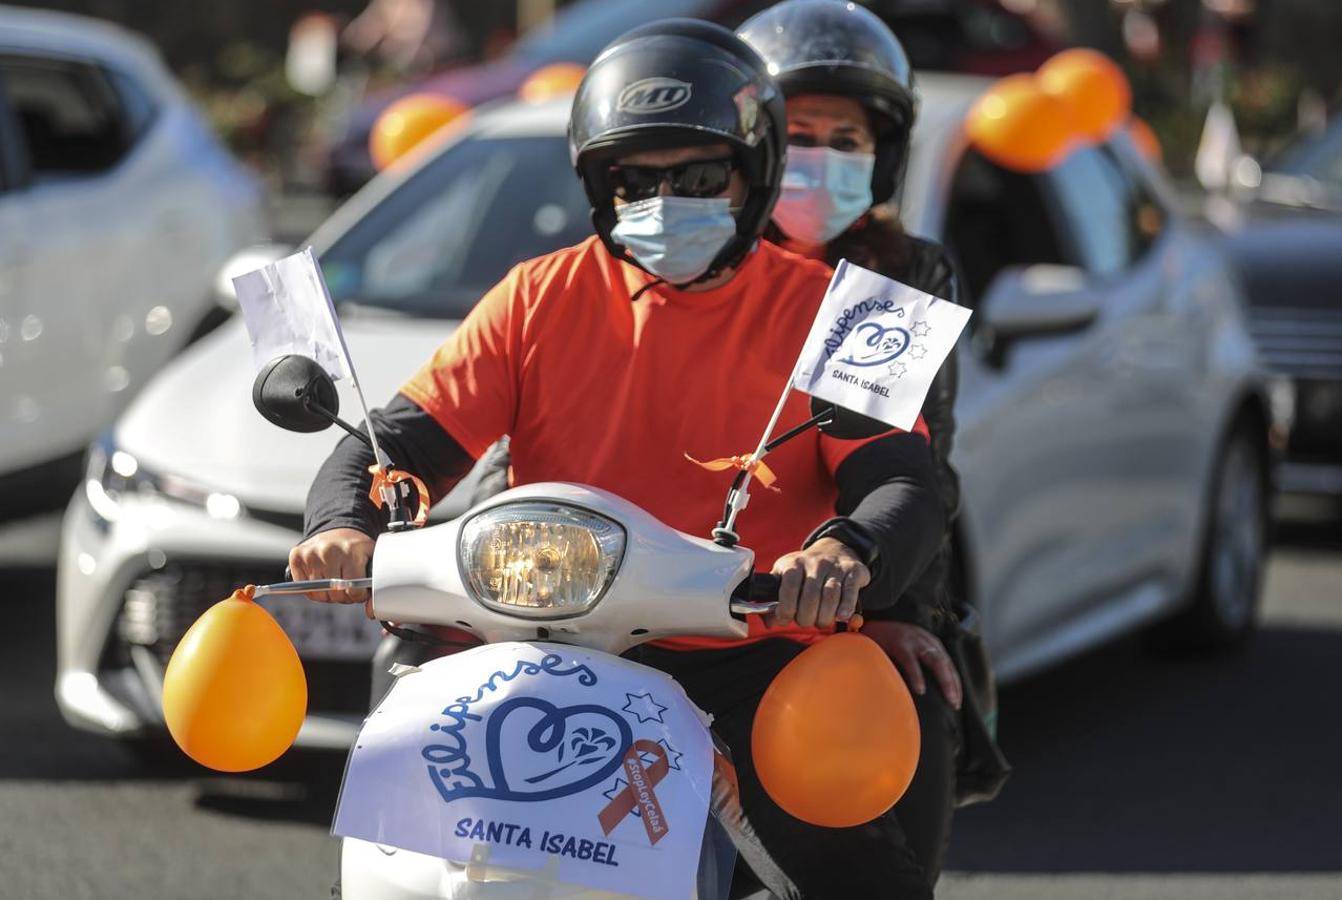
248,355,879,900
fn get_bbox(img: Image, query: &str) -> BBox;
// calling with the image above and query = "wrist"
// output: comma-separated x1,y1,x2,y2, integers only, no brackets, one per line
803,517,880,569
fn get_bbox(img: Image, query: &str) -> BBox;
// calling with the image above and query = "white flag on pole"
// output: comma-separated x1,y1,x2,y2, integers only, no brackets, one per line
231,247,353,380
793,259,971,432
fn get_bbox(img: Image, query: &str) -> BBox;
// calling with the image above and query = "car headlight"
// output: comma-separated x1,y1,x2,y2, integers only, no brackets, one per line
85,433,243,523
459,502,625,619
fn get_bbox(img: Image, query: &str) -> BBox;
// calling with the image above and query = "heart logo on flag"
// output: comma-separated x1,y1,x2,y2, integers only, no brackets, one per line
839,322,912,368
428,696,634,804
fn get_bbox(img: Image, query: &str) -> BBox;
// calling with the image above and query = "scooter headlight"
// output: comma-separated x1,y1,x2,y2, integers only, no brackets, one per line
459,503,625,619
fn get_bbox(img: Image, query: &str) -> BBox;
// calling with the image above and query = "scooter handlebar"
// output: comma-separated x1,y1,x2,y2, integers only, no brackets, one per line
728,573,780,616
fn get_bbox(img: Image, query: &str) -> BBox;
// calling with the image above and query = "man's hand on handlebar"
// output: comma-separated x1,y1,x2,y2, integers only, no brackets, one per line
769,537,870,630
288,528,375,605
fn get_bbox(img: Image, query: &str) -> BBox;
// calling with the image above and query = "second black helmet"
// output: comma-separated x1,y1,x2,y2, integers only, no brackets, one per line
739,0,918,205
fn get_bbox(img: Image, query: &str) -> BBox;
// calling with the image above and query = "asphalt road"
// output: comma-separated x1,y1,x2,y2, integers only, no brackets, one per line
2,516,1340,899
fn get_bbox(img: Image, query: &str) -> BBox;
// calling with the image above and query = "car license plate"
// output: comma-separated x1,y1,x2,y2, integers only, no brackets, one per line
255,596,383,660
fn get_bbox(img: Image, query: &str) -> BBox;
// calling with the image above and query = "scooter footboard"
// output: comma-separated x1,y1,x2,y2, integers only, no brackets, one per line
335,642,734,900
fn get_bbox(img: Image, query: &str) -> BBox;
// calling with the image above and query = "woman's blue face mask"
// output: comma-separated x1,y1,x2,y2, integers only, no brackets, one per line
772,146,876,244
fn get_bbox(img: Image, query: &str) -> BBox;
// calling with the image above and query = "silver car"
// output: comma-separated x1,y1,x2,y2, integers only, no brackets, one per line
56,77,1272,750
0,6,264,516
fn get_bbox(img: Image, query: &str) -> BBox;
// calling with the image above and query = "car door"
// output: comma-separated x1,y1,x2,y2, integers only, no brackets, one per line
940,145,1162,669
0,70,36,473
0,52,151,470
1043,146,1198,623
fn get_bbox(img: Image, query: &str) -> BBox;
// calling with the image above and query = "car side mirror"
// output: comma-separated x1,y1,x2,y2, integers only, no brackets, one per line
253,354,340,433
976,264,1099,361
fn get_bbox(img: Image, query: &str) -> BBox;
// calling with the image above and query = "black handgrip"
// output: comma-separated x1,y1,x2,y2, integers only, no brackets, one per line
746,573,781,602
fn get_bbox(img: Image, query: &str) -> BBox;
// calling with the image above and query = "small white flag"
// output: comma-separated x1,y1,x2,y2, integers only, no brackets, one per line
793,259,972,432
232,247,352,380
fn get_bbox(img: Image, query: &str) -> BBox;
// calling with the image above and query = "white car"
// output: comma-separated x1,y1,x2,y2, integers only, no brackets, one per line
57,78,1273,750
0,6,263,517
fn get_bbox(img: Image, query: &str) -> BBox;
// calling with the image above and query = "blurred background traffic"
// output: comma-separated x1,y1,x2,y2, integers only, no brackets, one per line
1,1,1340,898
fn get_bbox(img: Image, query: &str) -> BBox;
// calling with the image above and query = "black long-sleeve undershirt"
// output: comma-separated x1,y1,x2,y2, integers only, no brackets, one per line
304,393,943,611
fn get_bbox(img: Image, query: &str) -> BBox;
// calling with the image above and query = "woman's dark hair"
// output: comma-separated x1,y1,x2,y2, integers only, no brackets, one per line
766,206,910,274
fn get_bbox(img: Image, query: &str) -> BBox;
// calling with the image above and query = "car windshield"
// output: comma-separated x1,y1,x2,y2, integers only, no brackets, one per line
512,0,718,64
320,134,592,318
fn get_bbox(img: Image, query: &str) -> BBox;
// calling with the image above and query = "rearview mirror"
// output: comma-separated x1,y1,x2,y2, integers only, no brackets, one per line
977,264,1099,343
253,354,339,433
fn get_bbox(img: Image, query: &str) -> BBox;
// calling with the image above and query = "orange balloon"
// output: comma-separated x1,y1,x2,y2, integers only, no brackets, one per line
752,632,920,827
519,62,587,104
965,74,1080,173
1038,48,1132,143
369,93,470,171
1128,115,1161,163
162,589,307,772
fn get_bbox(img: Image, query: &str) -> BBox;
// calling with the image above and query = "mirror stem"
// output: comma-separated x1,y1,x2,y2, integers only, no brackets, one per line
764,406,834,453
306,399,373,449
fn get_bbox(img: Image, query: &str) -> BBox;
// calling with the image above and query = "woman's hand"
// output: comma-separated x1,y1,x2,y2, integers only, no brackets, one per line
769,537,871,629
288,527,375,605
862,620,963,710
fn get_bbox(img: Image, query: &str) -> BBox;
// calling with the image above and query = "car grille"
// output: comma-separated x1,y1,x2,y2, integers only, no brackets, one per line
114,561,371,715
1247,307,1342,380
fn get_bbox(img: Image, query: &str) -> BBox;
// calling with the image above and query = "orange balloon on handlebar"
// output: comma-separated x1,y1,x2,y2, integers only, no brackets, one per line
752,632,920,828
162,588,307,772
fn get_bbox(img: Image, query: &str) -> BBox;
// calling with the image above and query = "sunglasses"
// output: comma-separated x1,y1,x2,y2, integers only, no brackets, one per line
607,157,737,202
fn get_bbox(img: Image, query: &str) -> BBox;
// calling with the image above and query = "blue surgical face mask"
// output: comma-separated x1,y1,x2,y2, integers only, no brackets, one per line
772,146,876,244
610,196,738,285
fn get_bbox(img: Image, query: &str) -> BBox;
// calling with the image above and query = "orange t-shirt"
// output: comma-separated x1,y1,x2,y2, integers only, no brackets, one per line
400,235,924,649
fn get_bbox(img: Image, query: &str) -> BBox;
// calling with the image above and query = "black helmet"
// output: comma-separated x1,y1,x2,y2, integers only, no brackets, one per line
569,18,786,281
738,0,917,204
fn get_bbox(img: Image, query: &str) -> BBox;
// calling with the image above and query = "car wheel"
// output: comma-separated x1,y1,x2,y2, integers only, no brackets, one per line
1155,425,1268,651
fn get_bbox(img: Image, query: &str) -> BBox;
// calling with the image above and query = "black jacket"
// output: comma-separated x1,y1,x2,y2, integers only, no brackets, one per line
864,235,963,629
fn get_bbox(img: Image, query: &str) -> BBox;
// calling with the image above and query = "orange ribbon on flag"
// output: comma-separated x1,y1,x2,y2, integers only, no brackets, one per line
684,452,780,492
367,465,431,527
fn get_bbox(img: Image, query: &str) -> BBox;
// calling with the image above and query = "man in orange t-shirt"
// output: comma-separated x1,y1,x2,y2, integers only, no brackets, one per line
292,19,943,899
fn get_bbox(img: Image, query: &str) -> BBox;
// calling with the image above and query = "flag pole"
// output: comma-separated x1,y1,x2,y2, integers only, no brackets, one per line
719,373,795,539
305,248,406,526
306,247,391,470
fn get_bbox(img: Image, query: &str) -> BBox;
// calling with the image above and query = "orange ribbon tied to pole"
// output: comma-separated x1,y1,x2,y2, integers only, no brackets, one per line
367,464,431,527
598,739,672,845
684,452,780,492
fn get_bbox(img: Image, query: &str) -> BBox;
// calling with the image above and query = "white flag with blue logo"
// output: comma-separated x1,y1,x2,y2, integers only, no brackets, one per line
793,259,972,432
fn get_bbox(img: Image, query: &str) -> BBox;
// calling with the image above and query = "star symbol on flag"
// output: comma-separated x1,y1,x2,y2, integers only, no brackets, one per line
888,361,908,379
909,344,928,360
622,691,668,724
603,778,628,803
911,321,932,338
603,778,640,819
657,739,684,771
